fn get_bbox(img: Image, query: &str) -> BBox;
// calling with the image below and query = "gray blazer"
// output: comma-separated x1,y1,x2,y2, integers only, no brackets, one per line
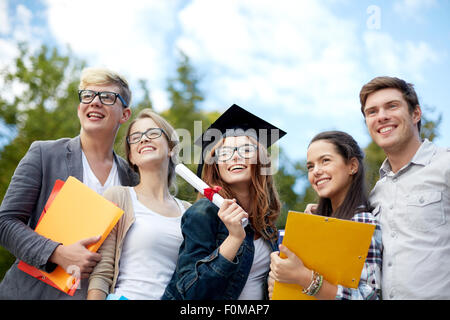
0,136,138,299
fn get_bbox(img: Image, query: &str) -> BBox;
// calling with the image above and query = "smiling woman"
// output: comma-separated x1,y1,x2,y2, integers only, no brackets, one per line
268,130,382,300
162,104,286,300
87,108,191,300
307,139,358,215
216,136,258,190
306,131,368,220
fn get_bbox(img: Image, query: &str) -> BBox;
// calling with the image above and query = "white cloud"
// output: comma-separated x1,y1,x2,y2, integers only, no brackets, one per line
44,0,180,109
0,38,17,66
175,0,364,117
2,0,447,156
0,3,35,44
12,5,33,42
393,0,437,22
151,88,170,112
363,31,439,82
40,0,442,119
0,3,36,78
0,0,10,34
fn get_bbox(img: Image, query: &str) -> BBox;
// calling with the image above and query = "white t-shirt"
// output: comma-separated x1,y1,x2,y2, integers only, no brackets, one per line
80,151,121,293
238,237,272,300
113,187,185,300
81,151,121,194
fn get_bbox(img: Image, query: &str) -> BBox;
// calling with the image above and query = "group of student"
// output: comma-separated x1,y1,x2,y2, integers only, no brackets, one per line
0,67,448,300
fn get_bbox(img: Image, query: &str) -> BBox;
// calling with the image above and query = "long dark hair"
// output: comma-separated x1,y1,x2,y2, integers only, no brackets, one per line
309,131,371,220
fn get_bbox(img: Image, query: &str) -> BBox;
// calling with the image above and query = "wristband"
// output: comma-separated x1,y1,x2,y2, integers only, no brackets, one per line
302,270,323,296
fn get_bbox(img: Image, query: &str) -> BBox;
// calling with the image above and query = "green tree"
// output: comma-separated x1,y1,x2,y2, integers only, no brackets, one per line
0,43,84,200
363,141,386,192
275,154,320,229
274,149,306,228
420,105,442,142
161,51,212,203
0,247,14,280
0,43,85,280
163,51,206,133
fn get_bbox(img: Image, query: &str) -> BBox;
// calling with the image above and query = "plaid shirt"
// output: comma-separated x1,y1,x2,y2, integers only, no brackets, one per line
335,211,382,300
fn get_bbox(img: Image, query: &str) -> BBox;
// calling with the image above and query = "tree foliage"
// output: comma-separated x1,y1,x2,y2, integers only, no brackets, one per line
0,43,85,280
162,51,211,203
274,150,309,228
0,43,84,199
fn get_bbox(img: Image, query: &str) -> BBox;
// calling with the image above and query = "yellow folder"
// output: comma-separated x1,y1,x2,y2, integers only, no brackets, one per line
18,176,124,295
272,211,375,300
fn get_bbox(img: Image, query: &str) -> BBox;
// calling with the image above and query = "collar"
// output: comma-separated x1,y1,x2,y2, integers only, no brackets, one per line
379,139,436,178
66,135,81,153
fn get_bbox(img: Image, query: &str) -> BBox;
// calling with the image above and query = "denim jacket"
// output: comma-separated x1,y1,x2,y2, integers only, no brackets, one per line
162,198,278,300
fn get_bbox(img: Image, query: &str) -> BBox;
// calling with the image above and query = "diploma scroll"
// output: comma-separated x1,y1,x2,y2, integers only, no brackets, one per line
175,163,248,227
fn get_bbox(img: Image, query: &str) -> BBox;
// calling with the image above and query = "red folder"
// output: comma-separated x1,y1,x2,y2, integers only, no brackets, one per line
18,180,67,293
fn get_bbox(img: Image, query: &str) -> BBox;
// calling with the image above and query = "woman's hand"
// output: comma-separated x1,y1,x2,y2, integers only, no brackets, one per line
269,244,310,287
217,199,248,262
304,203,318,214
218,199,248,241
267,272,275,299
270,245,339,300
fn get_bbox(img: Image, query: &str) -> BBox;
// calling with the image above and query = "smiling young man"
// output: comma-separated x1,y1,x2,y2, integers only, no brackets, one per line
0,67,138,299
360,76,450,299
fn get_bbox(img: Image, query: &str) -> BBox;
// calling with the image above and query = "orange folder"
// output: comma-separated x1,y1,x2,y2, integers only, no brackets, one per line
272,211,375,300
18,176,124,296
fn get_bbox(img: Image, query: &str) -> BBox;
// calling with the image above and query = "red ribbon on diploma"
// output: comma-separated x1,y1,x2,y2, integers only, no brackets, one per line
204,186,222,202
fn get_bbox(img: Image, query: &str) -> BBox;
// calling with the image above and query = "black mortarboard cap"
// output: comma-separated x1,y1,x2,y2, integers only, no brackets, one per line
195,104,287,177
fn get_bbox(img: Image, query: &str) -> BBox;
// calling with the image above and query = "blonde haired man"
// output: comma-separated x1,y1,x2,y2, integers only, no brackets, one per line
0,67,138,299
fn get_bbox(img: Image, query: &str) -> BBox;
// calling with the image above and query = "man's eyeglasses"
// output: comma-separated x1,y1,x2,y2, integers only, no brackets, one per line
215,144,258,161
78,89,128,108
127,128,168,144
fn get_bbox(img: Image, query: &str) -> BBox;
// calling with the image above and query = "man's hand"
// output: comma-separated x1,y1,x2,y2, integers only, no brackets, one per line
49,235,102,279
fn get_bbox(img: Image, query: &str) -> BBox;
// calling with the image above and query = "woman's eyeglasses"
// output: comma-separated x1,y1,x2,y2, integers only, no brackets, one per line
127,128,167,144
215,144,258,161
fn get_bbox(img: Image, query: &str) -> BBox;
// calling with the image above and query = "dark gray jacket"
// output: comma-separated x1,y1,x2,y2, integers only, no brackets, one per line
0,136,138,299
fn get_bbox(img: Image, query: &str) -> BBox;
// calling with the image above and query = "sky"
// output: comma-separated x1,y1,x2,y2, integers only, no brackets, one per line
0,0,449,166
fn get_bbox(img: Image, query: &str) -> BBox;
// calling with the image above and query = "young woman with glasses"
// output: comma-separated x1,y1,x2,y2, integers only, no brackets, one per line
87,109,191,300
162,105,285,300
